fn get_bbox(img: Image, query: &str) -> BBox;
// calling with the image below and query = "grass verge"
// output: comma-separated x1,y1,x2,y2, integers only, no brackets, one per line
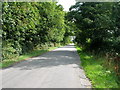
76,46,120,88
0,46,59,68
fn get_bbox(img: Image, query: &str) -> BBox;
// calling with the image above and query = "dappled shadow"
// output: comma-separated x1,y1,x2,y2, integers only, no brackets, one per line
11,44,81,70
2,45,92,88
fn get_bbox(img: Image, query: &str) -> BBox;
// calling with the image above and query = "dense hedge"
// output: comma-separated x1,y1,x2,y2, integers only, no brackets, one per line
2,2,70,60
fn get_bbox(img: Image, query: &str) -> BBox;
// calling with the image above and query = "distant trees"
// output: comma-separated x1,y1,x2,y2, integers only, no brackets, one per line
67,2,120,54
2,2,71,60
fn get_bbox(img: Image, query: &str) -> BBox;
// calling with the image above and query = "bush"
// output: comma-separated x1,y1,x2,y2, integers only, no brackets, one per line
2,42,19,60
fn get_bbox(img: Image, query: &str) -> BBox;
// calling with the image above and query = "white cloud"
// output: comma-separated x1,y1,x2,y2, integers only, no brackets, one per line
57,0,76,11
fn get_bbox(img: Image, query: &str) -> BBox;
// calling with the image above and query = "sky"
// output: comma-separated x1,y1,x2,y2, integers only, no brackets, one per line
57,0,76,11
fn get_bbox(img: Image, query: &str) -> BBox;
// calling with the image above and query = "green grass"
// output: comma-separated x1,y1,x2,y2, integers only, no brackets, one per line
76,46,120,88
0,46,59,68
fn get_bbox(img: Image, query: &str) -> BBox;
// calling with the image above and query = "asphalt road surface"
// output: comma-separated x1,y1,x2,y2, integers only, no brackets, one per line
1,44,91,88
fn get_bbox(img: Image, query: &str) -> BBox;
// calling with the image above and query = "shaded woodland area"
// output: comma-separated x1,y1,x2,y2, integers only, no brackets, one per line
67,2,120,87
68,2,120,54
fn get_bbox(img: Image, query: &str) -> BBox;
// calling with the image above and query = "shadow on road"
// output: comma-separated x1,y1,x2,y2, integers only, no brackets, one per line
10,44,80,70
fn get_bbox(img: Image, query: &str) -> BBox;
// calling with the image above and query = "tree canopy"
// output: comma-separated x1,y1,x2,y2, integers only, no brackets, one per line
67,2,120,54
2,2,71,60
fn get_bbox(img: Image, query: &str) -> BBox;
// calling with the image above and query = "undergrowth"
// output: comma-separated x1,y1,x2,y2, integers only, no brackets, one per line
76,46,120,88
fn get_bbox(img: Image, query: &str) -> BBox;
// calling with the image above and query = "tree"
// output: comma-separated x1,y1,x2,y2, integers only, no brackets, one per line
2,2,68,60
68,2,120,53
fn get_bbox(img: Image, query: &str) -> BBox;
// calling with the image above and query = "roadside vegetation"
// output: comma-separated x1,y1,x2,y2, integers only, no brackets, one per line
76,46,120,88
67,2,120,88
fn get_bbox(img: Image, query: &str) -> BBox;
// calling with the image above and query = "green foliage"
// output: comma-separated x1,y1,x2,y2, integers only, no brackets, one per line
67,2,120,88
68,2,120,78
2,2,68,60
76,46,120,88
69,2,120,88
68,2,120,54
2,41,19,60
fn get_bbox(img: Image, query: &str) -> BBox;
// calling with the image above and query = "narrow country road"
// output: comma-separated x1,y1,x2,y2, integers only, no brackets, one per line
1,44,91,88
